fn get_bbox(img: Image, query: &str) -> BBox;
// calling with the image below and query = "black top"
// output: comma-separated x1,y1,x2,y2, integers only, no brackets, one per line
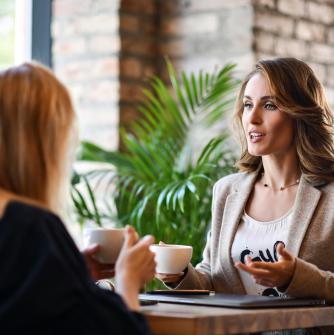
0,201,152,334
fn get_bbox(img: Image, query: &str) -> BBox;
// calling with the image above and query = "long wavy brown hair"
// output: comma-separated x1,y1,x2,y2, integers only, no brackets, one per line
0,62,75,213
234,57,334,185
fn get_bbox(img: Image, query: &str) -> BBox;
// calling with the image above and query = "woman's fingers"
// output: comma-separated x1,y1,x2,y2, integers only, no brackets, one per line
131,235,155,262
240,259,288,273
140,235,155,247
277,243,293,261
82,243,100,256
246,261,278,271
124,225,137,247
235,261,271,276
237,262,279,286
132,235,156,276
94,269,116,280
156,272,184,283
253,278,275,287
243,257,278,272
236,249,295,288
130,234,155,251
97,262,115,271
156,272,184,278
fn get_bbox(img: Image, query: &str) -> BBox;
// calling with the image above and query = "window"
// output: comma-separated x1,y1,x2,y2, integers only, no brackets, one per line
0,0,16,68
0,0,51,69
0,0,32,69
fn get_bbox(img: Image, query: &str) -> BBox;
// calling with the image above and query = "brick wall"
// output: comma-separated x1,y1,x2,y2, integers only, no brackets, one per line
119,0,254,130
52,0,121,150
52,0,334,151
52,0,252,149
253,0,334,106
156,0,254,151
119,0,159,131
159,0,254,76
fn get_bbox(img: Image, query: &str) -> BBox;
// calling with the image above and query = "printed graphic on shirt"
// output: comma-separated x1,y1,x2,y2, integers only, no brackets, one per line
239,240,285,297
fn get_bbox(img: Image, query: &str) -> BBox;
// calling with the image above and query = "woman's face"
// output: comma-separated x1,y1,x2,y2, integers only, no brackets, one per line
241,73,295,157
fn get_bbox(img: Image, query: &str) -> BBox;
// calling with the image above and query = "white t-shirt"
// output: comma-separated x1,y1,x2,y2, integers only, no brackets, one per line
231,208,294,297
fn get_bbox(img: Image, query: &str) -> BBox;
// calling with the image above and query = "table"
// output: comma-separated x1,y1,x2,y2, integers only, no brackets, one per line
141,302,334,335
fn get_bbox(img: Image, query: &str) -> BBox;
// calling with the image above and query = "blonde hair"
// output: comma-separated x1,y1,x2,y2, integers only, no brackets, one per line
234,57,334,185
0,62,75,213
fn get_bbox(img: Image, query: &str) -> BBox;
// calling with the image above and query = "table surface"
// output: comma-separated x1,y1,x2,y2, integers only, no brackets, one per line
141,302,334,335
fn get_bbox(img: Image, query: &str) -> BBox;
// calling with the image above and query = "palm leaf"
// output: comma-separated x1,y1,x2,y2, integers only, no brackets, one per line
72,60,238,271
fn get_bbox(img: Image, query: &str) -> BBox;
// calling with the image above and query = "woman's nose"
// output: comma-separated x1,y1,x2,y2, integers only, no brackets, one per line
248,104,262,124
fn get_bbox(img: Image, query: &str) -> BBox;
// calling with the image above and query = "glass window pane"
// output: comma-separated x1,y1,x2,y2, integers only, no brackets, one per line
0,0,15,69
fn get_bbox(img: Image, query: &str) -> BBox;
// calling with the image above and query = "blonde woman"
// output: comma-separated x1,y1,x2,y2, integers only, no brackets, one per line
0,63,155,334
160,58,334,306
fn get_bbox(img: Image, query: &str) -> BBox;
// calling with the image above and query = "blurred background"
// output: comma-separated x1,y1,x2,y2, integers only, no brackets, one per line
1,0,334,268
1,0,334,150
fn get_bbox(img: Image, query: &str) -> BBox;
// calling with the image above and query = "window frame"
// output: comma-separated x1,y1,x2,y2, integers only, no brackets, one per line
31,0,52,67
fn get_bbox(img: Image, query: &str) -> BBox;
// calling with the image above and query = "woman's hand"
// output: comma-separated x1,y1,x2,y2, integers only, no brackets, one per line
115,226,156,310
82,244,115,281
155,272,185,284
154,241,185,285
235,243,296,288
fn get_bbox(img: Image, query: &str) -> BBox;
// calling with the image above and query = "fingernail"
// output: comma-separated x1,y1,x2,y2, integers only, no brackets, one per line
143,235,154,243
126,226,134,235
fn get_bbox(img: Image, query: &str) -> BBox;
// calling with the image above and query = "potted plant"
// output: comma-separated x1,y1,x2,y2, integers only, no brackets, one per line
72,61,238,276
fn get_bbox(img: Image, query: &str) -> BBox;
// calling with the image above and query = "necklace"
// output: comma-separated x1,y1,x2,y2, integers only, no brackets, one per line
261,173,300,191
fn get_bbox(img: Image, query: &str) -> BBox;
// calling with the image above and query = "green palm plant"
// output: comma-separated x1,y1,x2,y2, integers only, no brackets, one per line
72,61,238,268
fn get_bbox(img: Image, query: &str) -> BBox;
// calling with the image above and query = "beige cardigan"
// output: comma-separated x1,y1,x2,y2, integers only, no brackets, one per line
177,171,334,305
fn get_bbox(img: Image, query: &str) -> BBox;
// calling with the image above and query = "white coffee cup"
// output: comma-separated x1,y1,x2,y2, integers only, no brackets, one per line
150,244,193,274
84,228,125,264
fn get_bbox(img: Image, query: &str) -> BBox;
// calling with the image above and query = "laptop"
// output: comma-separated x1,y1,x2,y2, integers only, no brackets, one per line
139,292,326,309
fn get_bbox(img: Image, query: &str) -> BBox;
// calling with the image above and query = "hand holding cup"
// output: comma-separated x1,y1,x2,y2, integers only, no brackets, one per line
82,227,126,280
115,226,156,310
151,241,192,284
82,244,115,281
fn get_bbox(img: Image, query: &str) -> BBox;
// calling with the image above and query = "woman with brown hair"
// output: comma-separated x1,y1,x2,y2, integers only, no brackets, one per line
0,62,155,334
159,57,334,304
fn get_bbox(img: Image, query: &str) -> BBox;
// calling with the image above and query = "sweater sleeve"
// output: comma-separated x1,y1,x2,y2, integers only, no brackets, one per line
285,257,334,303
167,181,223,291
171,230,214,290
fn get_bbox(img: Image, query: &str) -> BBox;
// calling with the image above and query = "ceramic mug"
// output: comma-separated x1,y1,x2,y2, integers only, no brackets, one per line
150,244,193,274
84,228,125,264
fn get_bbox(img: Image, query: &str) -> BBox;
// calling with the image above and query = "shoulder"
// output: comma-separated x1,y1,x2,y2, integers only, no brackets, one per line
0,200,84,280
213,171,251,195
316,180,334,201
1,200,63,234
321,180,334,192
4,200,60,220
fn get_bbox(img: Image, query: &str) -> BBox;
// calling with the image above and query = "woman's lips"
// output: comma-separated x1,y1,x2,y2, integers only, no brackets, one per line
249,131,265,143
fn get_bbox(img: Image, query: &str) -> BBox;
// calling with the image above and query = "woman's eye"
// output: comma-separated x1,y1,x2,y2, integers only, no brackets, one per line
264,103,277,111
243,102,253,110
